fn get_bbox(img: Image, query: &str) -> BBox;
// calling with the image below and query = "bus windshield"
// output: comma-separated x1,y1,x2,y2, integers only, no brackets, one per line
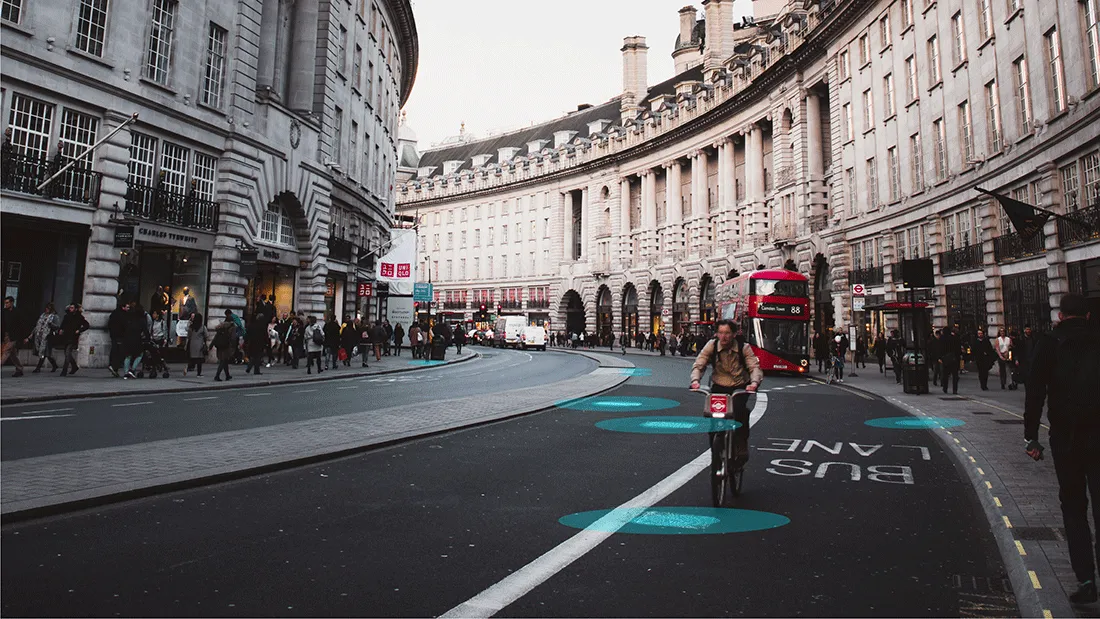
752,278,809,298
750,317,809,357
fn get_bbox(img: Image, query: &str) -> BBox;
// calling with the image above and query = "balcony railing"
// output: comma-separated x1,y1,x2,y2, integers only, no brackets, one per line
1,151,102,205
500,300,522,310
848,265,885,286
328,236,355,262
527,299,550,310
443,300,466,310
993,232,1046,263
1058,203,1100,248
938,244,984,274
125,179,219,231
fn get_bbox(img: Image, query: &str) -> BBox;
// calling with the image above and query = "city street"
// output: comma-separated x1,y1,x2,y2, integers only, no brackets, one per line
2,352,1018,617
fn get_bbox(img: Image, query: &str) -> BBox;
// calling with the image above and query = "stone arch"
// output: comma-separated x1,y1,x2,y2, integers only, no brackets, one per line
621,282,639,337
648,279,665,334
596,284,613,339
672,277,690,335
559,289,586,335
699,273,716,323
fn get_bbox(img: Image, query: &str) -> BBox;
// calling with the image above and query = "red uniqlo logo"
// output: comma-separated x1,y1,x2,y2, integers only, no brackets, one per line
380,263,394,277
396,263,410,278
709,395,728,413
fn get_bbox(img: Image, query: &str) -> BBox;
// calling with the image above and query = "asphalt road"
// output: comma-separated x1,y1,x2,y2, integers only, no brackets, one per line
0,354,1015,617
0,348,596,461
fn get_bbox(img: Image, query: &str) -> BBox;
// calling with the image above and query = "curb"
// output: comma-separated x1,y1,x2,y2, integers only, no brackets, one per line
1,364,631,524
0,352,479,405
829,379,1074,619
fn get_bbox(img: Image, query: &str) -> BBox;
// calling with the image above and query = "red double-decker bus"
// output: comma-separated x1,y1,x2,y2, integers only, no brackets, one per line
714,269,811,373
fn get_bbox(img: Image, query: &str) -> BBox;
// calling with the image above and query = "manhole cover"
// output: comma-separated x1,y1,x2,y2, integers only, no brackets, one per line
993,419,1024,425
1014,527,1063,541
971,411,993,415
940,397,967,401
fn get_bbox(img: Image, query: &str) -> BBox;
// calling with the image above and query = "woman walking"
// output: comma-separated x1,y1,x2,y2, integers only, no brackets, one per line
408,322,420,359
183,313,208,377
340,315,359,368
30,302,60,373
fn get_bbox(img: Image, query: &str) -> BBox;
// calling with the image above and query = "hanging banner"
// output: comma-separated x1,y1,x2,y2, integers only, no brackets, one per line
376,229,416,295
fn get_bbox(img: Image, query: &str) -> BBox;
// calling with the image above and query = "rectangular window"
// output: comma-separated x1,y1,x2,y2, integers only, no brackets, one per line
461,207,467,222
901,0,913,29
59,109,99,166
927,36,941,84
867,158,879,208
75,0,110,57
1045,29,1066,114
446,232,453,250
887,147,901,201
202,23,228,108
846,168,855,213
841,102,853,141
501,224,508,244
863,89,874,130
986,80,1002,151
353,44,363,90
460,230,467,247
959,100,974,164
1085,0,1100,88
1083,152,1100,203
501,255,508,279
978,0,993,41
128,132,157,186
475,205,482,219
8,94,54,159
880,14,892,48
2,0,22,23
884,74,896,117
338,26,348,74
910,132,925,190
1013,56,1033,133
474,229,481,246
159,142,189,194
859,34,870,65
192,152,216,201
1007,0,1021,14
488,227,495,245
448,209,455,223
944,214,957,250
1062,162,1080,211
366,62,375,101
839,50,850,80
895,231,908,260
932,118,948,181
951,12,967,66
460,258,466,280
145,0,176,85
473,257,480,278
852,243,863,270
432,234,440,251
905,56,918,102
350,120,358,178
333,108,342,165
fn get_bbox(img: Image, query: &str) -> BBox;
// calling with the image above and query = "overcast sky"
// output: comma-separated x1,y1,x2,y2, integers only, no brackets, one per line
402,1,751,150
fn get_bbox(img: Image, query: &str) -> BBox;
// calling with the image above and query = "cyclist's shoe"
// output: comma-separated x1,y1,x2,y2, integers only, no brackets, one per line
1070,580,1097,604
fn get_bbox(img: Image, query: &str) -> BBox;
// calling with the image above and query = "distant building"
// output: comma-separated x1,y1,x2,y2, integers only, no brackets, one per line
398,0,1100,339
1,0,418,365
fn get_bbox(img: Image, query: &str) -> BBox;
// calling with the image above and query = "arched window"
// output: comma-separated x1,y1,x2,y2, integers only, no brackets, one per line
262,203,295,247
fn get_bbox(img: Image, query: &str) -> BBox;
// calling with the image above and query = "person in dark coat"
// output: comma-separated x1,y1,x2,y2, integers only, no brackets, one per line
56,303,90,377
245,313,268,375
393,322,405,356
382,319,394,356
813,331,828,373
873,332,887,374
855,335,868,368
1,296,24,377
371,320,386,361
339,315,359,367
973,331,998,390
1016,325,1038,385
121,303,149,379
286,317,304,369
107,301,129,376
213,319,238,381
939,328,963,394
886,330,905,384
323,314,342,369
453,325,467,354
925,329,943,386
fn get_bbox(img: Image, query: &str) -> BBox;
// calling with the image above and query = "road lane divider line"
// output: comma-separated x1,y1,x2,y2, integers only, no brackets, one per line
1029,571,1042,589
1,414,75,421
20,407,74,415
337,386,359,390
994,497,1003,507
294,389,317,393
183,396,217,402
243,393,272,397
1043,609,1053,618
1004,516,1013,529
977,467,985,475
1016,540,1027,556
111,401,153,407
440,393,769,619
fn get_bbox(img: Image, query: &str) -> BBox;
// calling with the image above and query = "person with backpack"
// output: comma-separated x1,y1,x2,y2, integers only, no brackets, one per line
690,319,763,468
212,316,237,381
303,315,325,374
1023,293,1100,604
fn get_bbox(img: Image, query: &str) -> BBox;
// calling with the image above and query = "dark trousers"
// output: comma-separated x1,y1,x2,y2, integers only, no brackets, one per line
215,359,231,379
708,384,752,467
456,343,463,354
932,360,942,385
941,361,960,393
187,360,204,375
35,350,58,371
977,364,990,389
307,351,323,373
62,343,79,374
1051,428,1100,584
817,357,825,372
395,342,402,356
109,338,125,370
877,355,886,374
998,359,1011,388
892,358,903,383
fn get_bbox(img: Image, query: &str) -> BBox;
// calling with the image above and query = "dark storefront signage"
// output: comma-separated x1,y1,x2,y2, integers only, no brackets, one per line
239,250,258,279
135,222,214,251
114,225,135,249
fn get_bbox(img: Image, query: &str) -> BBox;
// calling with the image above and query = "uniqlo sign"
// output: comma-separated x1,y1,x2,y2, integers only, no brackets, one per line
396,263,410,278
357,282,373,297
380,263,394,277
709,395,728,414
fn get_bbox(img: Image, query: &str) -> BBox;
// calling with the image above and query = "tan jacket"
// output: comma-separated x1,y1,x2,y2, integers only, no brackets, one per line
691,338,764,388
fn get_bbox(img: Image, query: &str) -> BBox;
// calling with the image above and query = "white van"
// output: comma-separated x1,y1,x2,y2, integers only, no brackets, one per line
520,326,547,351
493,316,528,348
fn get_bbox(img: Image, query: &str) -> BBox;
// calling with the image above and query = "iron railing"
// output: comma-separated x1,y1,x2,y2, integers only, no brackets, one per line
938,244,984,274
1,151,102,205
993,232,1045,263
327,236,355,262
848,265,885,286
1057,203,1100,248
125,179,219,231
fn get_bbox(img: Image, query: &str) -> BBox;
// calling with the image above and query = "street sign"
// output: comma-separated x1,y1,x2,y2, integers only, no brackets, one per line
853,296,866,312
661,308,670,317
357,282,373,297
413,282,433,302
113,225,134,249
239,250,258,279
852,284,866,296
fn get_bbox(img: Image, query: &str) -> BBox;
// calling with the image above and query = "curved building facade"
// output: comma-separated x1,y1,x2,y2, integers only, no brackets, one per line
397,0,1100,341
1,0,417,365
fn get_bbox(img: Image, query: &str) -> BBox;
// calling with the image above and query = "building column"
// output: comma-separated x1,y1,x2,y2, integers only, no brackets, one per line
717,138,736,252
746,124,766,243
256,0,280,93
619,178,632,266
579,187,589,261
563,191,575,262
690,150,709,255
644,170,658,258
665,161,683,256
805,91,829,230
287,0,319,111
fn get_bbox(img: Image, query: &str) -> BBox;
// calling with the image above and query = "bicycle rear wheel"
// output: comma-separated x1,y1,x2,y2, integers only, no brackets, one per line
710,431,735,507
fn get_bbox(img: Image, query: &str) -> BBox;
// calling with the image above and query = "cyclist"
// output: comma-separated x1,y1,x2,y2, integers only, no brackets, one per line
690,319,764,468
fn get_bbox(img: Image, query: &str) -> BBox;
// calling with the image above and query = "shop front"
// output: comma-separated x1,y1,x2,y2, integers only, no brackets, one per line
672,279,689,335
649,282,664,334
1,214,88,333
1068,257,1100,329
622,284,639,338
245,247,298,319
1002,270,1051,334
945,282,987,337
596,287,613,340
324,272,353,322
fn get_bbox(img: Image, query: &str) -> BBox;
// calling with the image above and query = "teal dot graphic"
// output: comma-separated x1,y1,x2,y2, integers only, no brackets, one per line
595,416,741,434
559,507,790,535
619,368,653,377
555,396,680,412
407,360,446,366
865,416,965,429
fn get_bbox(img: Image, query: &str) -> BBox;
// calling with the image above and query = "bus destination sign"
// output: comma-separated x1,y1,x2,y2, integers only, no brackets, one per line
757,302,804,316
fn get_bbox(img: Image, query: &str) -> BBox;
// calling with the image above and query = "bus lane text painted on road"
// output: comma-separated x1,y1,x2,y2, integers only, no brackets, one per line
757,438,934,485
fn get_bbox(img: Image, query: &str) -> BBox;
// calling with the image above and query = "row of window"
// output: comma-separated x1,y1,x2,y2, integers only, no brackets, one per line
430,251,553,283
6,92,98,164
332,108,394,199
429,218,552,252
461,287,551,305
127,130,216,200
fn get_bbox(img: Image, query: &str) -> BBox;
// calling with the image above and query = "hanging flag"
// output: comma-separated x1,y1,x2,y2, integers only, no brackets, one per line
376,228,416,295
976,188,1050,242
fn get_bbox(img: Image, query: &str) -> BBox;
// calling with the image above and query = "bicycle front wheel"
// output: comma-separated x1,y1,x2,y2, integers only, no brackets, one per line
710,431,735,507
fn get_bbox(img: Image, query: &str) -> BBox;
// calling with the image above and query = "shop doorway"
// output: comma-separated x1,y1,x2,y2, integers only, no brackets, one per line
596,285,613,341
247,263,297,319
1,215,87,332
622,283,638,338
699,274,715,324
560,290,586,335
672,278,689,335
649,280,664,334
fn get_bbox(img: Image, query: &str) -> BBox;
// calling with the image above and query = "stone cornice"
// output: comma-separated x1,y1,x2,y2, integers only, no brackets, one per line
385,0,419,108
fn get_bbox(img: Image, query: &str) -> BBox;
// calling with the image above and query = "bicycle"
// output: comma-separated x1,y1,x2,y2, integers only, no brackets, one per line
826,355,844,384
696,387,754,507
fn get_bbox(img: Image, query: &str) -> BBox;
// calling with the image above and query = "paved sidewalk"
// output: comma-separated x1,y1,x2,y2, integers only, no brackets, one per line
0,349,478,404
0,351,633,521
825,363,1095,618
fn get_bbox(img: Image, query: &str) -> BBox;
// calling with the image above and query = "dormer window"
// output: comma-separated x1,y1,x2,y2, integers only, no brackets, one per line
526,139,548,155
586,119,611,136
553,130,577,149
416,166,437,179
497,147,520,163
471,154,492,167
443,160,463,175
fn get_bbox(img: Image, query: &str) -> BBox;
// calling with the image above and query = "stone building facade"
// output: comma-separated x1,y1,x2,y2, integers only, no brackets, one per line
1,0,417,365
397,0,1100,341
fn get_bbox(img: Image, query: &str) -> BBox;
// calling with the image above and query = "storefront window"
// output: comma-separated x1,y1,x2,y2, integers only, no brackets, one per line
247,263,297,318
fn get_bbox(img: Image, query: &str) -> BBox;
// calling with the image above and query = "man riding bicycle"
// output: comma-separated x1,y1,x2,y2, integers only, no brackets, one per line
690,319,764,467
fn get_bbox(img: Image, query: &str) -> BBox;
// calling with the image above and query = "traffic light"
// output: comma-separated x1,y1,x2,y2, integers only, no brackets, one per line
414,301,420,312
479,303,487,313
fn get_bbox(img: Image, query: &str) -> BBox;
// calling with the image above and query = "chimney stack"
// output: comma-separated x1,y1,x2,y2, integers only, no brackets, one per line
703,0,735,73
679,6,697,48
620,36,649,124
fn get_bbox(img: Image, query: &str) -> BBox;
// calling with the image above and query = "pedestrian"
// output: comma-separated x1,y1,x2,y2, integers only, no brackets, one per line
1017,325,1037,386
1,296,25,377
28,302,60,373
620,331,627,355
855,334,867,368
303,315,325,374
355,318,370,368
887,329,905,384
121,302,149,379
287,317,304,369
408,322,421,359
183,312,208,377
813,331,828,373
872,332,886,374
926,329,943,386
107,300,129,377
340,314,359,367
1022,293,1100,604
939,328,962,394
995,327,1014,390
383,319,393,356
212,316,237,381
226,309,245,365
56,303,90,377
973,331,997,391
370,320,386,361
245,313,267,375
393,322,405,356
832,334,846,382
323,314,341,369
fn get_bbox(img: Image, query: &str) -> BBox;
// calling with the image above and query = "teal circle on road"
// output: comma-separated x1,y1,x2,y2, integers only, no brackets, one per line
595,416,740,434
559,507,790,535
619,368,653,377
865,416,965,429
407,360,446,366
554,396,680,412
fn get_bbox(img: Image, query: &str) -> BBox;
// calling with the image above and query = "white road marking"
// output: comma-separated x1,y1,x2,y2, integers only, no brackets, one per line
111,401,153,408
20,407,74,415
294,389,317,393
183,396,217,401
441,392,769,619
244,393,272,397
337,386,358,390
2,414,75,421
